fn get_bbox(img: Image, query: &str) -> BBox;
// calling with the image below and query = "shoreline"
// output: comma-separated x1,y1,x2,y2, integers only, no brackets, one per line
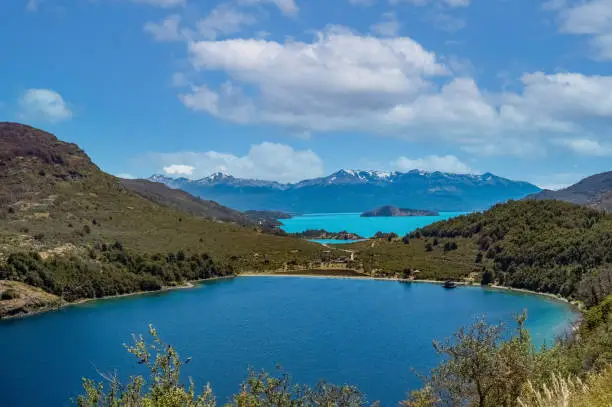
1,271,582,321
0,275,236,321
238,272,582,309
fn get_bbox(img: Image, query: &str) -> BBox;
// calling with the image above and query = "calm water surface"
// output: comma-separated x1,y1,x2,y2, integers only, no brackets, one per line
280,212,466,240
0,277,577,407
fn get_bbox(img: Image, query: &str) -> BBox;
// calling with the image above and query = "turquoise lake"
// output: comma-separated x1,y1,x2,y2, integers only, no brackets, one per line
0,277,577,407
280,212,466,242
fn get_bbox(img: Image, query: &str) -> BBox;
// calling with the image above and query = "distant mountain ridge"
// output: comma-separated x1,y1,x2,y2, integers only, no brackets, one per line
149,169,540,213
527,171,612,211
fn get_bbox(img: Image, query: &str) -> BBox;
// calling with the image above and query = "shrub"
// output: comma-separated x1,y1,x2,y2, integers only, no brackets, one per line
1,289,20,300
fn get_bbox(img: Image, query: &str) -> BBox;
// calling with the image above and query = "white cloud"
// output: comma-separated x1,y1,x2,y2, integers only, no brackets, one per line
239,0,298,16
182,27,448,129
151,142,324,182
116,173,137,179
392,155,473,173
19,89,73,123
175,24,612,157
144,15,182,42
371,12,400,37
131,0,185,8
163,164,196,175
554,0,612,60
196,4,256,40
558,138,612,156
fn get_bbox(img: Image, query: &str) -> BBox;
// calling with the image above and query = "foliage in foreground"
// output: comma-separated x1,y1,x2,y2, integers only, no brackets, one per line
77,325,369,407
77,306,612,407
517,369,612,407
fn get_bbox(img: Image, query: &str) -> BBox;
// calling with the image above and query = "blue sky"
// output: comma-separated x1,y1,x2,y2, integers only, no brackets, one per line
3,0,612,188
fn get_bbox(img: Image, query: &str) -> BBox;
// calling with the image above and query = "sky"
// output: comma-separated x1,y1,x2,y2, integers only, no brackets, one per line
2,0,612,189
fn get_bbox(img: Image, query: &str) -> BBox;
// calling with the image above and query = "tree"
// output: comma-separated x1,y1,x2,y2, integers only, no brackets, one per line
481,269,494,286
77,326,370,407
414,313,536,407
425,243,433,252
77,325,216,407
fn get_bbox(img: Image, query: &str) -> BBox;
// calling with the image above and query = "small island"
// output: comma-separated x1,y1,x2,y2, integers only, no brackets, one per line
292,229,364,241
361,205,439,217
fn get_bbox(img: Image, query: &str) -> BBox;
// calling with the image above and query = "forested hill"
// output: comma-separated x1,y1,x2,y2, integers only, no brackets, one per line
417,200,612,305
0,123,327,317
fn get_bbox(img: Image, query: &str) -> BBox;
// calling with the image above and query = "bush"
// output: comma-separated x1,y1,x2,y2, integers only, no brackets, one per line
1,288,20,300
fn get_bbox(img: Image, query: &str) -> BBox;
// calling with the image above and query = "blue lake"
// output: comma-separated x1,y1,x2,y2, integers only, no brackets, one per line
280,212,466,240
0,276,577,407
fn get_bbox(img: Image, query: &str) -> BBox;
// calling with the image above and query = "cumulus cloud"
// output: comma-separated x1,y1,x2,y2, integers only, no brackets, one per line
144,15,183,42
181,27,449,130
115,173,137,179
150,142,324,182
19,89,73,123
391,154,473,173
558,138,612,156
131,0,185,8
163,164,196,175
178,22,612,156
371,12,401,36
239,0,298,15
194,4,257,40
553,0,612,60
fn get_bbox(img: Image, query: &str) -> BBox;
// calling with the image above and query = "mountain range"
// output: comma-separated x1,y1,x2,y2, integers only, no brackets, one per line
528,171,612,212
149,169,541,213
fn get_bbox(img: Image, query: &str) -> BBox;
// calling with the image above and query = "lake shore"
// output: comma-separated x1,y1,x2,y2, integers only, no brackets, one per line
238,271,582,310
1,271,582,320
0,275,236,321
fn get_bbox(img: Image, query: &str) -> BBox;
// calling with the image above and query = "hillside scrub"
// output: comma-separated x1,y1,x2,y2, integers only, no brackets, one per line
352,200,612,303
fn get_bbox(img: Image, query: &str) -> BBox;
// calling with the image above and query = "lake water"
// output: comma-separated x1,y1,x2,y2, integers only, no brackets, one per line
0,277,577,407
280,213,465,242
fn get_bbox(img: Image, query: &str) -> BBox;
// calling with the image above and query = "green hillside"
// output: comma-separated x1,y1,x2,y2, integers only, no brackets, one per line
352,200,612,305
0,123,329,315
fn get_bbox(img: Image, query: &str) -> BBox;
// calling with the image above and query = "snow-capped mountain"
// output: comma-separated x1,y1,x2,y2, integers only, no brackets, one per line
148,169,540,213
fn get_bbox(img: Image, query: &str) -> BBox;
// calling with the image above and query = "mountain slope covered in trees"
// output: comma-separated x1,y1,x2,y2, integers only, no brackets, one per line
353,200,612,306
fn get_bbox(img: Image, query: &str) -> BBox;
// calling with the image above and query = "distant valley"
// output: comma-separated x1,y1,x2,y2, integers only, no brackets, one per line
150,169,541,213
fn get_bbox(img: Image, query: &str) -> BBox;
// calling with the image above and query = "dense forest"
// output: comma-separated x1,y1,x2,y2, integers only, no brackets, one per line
0,243,234,302
414,200,612,305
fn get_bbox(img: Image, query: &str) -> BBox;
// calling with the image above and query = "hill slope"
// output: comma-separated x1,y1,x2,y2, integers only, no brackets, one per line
151,170,540,212
0,123,317,256
352,199,612,305
528,171,612,211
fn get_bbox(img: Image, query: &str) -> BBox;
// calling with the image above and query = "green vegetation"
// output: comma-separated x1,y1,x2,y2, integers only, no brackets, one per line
0,123,339,317
0,288,19,300
77,325,368,407
351,200,612,303
0,244,234,302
